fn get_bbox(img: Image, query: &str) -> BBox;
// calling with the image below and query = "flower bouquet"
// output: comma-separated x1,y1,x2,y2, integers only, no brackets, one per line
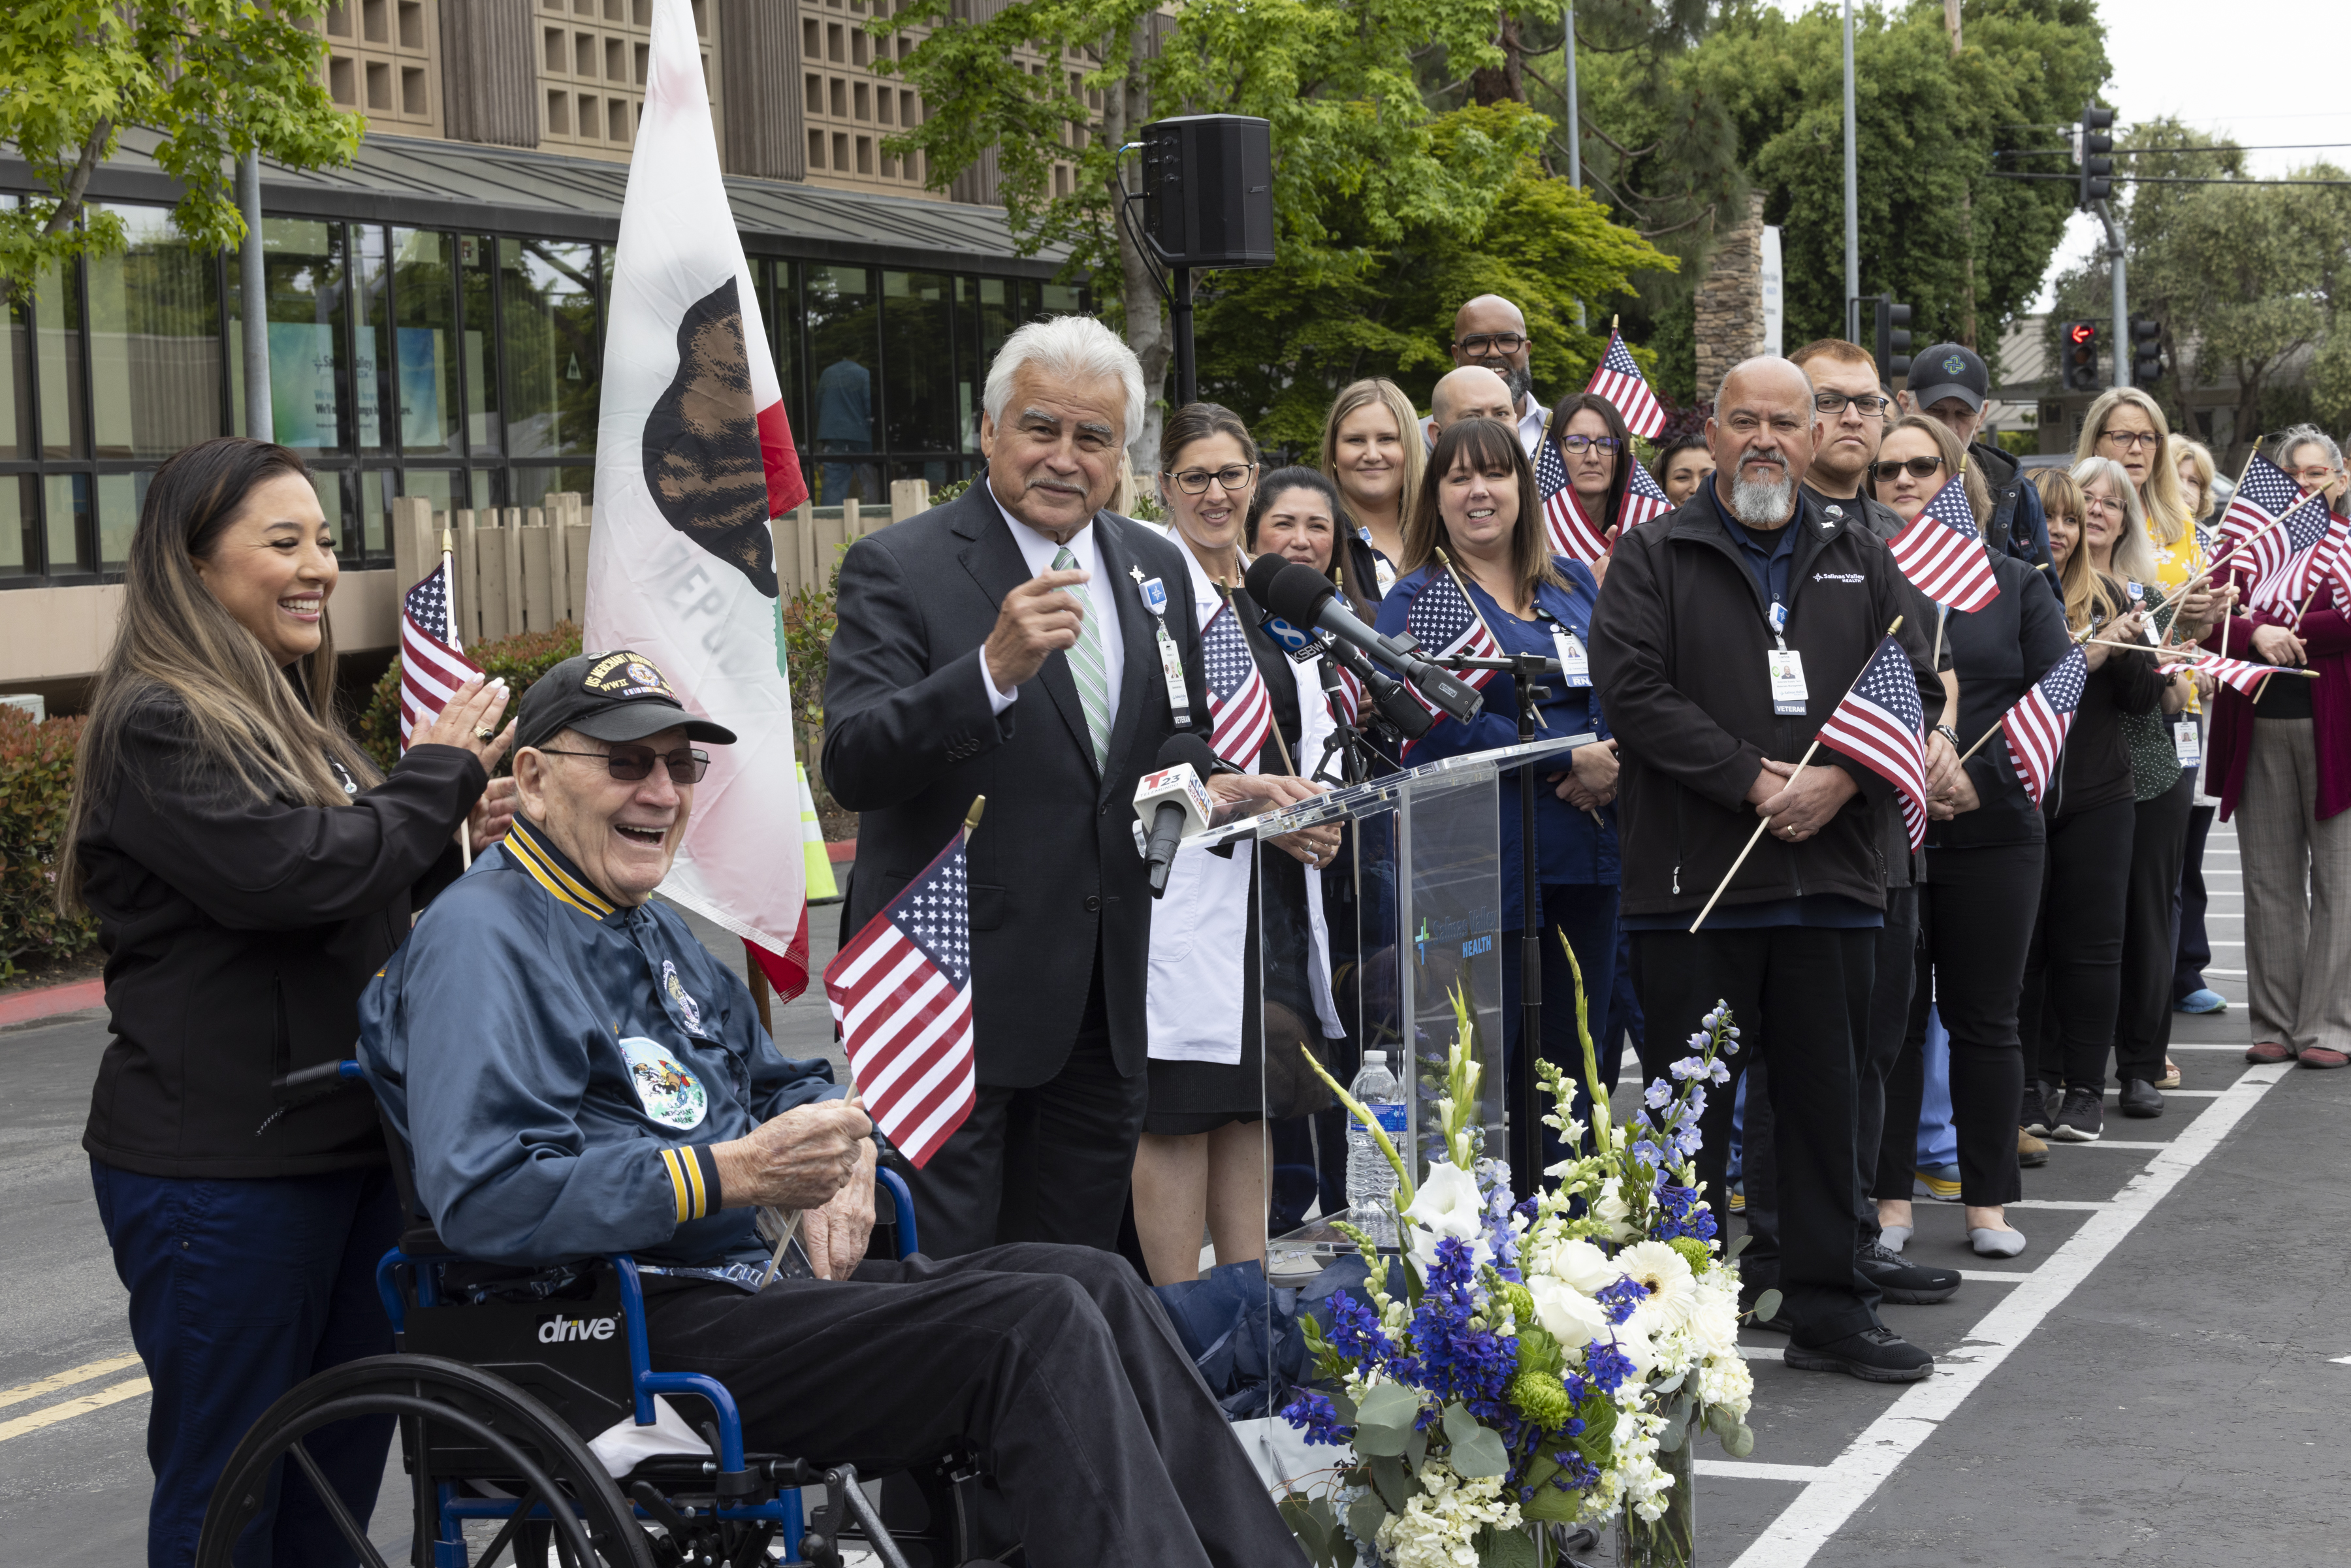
1275,946,1763,1568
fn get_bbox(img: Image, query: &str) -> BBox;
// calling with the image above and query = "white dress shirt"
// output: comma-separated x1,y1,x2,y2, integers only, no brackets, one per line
1420,389,1547,458
976,481,1125,721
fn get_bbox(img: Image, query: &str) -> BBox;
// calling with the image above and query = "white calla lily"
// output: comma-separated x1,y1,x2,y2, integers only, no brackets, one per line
1400,1160,1492,1277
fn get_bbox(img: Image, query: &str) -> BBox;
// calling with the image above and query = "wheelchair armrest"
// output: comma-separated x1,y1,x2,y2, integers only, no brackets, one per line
876,1166,918,1259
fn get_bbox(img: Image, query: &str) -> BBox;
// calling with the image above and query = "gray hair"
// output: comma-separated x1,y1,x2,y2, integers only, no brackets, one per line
2272,422,2343,472
983,315,1145,448
2069,455,2160,586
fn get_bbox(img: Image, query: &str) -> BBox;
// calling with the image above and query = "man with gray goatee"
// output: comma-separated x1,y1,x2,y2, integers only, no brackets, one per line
1590,357,1944,1384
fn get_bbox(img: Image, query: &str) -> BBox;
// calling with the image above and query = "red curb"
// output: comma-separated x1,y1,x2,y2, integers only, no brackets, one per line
825,839,856,863
0,977,106,1028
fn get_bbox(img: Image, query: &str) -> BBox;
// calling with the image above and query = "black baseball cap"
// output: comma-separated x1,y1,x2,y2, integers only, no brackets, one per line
515,650,738,751
1908,344,1988,413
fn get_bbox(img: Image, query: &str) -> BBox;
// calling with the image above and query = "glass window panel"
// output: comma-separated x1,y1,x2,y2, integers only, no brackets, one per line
359,469,390,556
468,468,496,511
402,468,456,516
44,473,89,573
769,259,804,444
34,259,88,458
1039,281,1083,316
500,238,600,457
460,235,499,453
353,225,391,455
0,475,35,578
958,276,1016,453
1017,278,1040,323
96,472,138,569
881,269,953,453
227,219,351,455
313,468,348,545
88,204,223,460
805,264,878,504
509,464,596,510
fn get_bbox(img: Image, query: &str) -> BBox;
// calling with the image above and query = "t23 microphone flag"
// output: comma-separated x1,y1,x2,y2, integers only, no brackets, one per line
586,0,813,999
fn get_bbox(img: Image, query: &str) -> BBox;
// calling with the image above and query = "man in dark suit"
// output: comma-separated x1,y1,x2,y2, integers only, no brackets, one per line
822,316,1319,1257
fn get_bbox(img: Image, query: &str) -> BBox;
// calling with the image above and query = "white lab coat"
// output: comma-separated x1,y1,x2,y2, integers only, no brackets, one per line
1145,537,1347,1065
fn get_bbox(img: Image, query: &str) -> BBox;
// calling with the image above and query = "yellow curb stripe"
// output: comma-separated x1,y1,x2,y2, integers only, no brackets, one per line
0,1354,144,1413
0,1377,152,1442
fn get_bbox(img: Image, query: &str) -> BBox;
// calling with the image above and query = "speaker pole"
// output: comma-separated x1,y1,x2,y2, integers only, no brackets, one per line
1172,264,1196,407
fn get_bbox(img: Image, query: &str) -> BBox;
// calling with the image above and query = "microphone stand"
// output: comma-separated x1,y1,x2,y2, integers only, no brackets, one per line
1439,651,1557,1201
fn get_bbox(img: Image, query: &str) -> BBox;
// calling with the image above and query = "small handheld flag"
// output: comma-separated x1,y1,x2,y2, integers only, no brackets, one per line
1999,645,2089,809
1887,475,2001,614
824,819,978,1168
398,547,483,748
2250,506,2346,613
1620,456,1675,530
1584,328,1667,440
1401,569,1501,726
1534,437,1612,565
1815,635,1930,852
1203,595,1274,768
2213,454,2304,562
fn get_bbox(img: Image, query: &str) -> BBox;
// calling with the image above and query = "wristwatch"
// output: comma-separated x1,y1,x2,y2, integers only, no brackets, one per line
1934,724,1961,748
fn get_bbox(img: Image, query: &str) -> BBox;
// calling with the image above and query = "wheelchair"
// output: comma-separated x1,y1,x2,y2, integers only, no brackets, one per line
198,1063,993,1568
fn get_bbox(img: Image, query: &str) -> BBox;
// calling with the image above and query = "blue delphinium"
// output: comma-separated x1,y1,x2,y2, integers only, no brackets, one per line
1409,1238,1522,1438
1655,1182,1718,1242
1583,1339,1638,1397
1285,1390,1354,1448
1593,1277,1650,1326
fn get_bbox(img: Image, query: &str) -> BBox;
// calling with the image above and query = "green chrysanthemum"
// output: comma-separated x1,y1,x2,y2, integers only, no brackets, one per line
1510,1369,1574,1429
1496,1281,1537,1328
1668,1236,1714,1273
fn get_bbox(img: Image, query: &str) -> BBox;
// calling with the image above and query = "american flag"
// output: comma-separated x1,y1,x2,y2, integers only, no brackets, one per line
1584,328,1666,439
398,551,484,747
1401,569,1500,726
1886,475,2001,613
1535,438,1612,564
1814,635,1930,852
2213,454,2303,561
1622,456,1675,529
2001,645,2088,809
823,825,975,1167
1204,596,1273,767
2160,651,2297,699
2251,507,2348,613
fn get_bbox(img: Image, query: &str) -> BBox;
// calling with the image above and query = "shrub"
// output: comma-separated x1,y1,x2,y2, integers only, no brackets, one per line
354,622,586,773
0,709,97,974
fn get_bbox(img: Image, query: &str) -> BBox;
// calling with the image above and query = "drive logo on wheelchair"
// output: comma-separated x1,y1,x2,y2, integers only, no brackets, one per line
536,1313,620,1343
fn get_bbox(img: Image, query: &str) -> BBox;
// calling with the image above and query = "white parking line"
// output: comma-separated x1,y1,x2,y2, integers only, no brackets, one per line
2005,1198,2114,1211
1729,1065,2288,1567
2059,1140,2175,1150
1956,1270,2027,1283
1700,1460,1832,1482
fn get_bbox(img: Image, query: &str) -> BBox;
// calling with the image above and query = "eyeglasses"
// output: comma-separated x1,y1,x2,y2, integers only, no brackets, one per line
2082,494,2121,517
2098,429,2162,451
2287,466,2340,484
1559,434,1622,455
534,744,711,784
1166,464,1256,496
1814,391,1892,415
1868,456,1945,482
1454,332,1527,357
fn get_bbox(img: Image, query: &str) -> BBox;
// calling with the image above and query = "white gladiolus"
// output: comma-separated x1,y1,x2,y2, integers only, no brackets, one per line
1401,1160,1493,1277
1593,1176,1637,1241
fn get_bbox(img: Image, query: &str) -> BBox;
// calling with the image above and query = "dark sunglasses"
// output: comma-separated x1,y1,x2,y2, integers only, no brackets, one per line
534,744,711,784
1869,456,1945,482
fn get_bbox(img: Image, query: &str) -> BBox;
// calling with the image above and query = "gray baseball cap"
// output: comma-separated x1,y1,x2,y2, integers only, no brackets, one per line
1909,344,1988,413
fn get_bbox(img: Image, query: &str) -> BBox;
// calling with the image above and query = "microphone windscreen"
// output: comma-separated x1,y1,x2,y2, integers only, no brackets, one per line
1251,558,1339,626
1156,731,1217,773
1241,551,1290,607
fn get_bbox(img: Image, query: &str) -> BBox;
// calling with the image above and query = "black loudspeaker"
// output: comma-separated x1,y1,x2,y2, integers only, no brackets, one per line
1140,115,1275,268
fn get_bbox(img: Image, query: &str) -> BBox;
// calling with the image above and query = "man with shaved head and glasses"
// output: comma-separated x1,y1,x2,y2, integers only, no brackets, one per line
1590,355,1946,1385
1428,293,1548,456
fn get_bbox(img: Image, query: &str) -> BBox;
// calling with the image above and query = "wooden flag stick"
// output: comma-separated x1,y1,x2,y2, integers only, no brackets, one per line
1688,615,1903,933
1930,603,1948,671
443,526,474,872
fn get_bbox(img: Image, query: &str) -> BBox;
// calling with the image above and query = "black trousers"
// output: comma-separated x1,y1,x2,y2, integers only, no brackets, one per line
1633,926,1880,1344
2021,799,2137,1092
1742,887,1919,1260
2172,800,2217,1001
904,952,1149,1258
1881,843,2042,1208
2117,768,2196,1078
642,1243,1304,1568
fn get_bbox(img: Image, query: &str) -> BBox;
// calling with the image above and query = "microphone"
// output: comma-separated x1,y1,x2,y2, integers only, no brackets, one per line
1319,632,1434,739
1135,733,1219,898
1245,556,1484,724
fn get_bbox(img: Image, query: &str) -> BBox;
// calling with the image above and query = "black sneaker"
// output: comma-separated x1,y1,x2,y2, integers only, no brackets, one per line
2050,1085,2104,1142
2117,1078,2165,1118
1785,1325,1936,1383
1855,1238,1960,1304
2021,1083,2059,1137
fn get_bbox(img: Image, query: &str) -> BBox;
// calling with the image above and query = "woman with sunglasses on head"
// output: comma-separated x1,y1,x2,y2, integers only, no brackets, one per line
59,438,517,1567
1864,417,2071,1259
2074,390,2222,1102
1374,418,1623,1172
1319,377,1425,603
2015,458,2167,1150
1130,406,1348,1285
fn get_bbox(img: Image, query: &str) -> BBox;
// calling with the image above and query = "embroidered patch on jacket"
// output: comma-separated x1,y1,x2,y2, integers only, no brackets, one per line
620,1036,707,1130
661,959,705,1032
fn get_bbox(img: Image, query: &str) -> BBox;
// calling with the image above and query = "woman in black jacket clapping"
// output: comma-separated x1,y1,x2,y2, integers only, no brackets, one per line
59,438,515,1568
2019,457,2165,1150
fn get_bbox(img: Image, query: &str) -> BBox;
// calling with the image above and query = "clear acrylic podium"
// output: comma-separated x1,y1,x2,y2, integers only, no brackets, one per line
1177,732,1584,1420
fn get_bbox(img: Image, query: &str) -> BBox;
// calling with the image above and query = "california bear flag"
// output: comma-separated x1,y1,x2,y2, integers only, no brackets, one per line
588,0,813,999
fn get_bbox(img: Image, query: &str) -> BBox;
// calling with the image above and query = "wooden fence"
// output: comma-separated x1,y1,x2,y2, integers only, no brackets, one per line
386,477,935,647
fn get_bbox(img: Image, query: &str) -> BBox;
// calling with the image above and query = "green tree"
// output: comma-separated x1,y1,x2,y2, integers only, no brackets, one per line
0,1,359,306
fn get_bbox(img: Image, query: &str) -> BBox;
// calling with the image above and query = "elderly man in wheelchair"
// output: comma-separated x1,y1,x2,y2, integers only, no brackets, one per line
198,652,1303,1567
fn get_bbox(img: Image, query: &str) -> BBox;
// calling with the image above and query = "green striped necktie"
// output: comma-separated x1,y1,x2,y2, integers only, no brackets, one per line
1053,544,1112,769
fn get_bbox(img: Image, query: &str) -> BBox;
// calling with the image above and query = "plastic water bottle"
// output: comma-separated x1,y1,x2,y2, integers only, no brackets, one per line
1345,1050,1407,1245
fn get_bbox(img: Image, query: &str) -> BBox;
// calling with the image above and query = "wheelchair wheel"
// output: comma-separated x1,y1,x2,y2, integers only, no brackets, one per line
196,1354,657,1568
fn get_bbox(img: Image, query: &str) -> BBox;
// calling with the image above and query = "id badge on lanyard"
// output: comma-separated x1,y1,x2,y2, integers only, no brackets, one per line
1155,619,1191,729
1766,601,1808,715
1548,625,1592,688
2174,717,2201,767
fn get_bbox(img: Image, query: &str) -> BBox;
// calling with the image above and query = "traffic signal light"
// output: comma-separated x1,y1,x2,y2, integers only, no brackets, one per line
2062,320,2102,391
2130,317,2162,384
2077,104,2115,209
1873,297,1913,383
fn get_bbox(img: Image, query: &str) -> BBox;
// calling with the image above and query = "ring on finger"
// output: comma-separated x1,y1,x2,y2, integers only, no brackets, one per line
474,726,496,743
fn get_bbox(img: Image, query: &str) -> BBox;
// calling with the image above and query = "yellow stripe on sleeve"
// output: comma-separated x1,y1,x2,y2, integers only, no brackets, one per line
679,1146,708,1218
660,1147,692,1224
